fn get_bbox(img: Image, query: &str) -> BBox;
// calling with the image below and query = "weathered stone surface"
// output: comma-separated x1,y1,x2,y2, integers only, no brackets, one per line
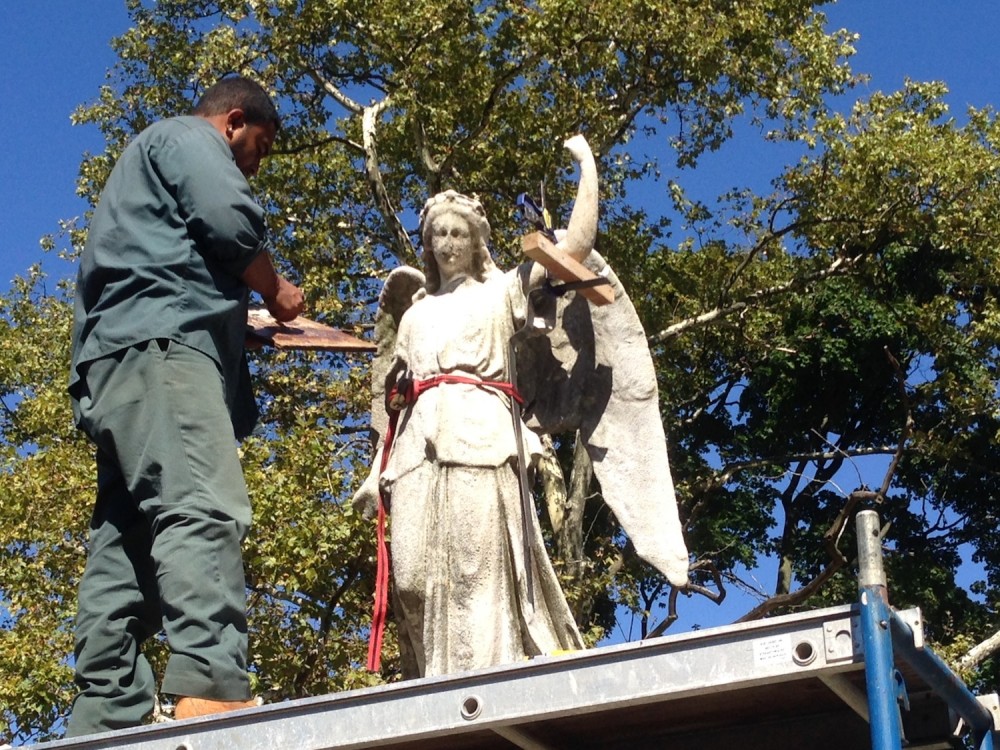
354,136,688,679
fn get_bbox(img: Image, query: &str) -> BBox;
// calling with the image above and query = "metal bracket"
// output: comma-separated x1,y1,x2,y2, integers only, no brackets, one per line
823,614,862,663
894,607,925,650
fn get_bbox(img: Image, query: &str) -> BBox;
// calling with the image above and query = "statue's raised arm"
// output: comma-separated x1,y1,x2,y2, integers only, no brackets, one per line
555,133,599,262
355,135,688,679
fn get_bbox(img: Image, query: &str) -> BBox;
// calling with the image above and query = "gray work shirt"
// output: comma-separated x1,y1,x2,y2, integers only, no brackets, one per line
69,115,270,437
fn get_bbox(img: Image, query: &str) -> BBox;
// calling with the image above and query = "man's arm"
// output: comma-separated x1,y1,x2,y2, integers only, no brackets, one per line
241,251,304,322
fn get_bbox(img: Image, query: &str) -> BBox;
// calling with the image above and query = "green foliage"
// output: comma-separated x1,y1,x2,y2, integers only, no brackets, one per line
0,270,91,744
5,0,1000,742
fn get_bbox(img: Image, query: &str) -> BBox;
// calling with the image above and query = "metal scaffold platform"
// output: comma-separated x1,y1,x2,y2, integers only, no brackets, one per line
25,511,1000,750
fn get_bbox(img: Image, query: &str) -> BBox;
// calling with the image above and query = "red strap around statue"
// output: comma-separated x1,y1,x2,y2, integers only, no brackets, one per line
366,409,396,672
365,373,524,672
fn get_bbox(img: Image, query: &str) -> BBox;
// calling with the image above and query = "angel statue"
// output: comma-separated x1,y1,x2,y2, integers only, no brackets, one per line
353,135,689,679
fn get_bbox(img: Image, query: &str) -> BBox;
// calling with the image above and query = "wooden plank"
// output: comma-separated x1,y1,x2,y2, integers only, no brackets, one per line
521,232,614,306
247,307,376,352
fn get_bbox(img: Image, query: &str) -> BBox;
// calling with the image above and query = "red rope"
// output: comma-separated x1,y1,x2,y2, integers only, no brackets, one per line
365,373,524,672
366,407,396,671
389,373,523,410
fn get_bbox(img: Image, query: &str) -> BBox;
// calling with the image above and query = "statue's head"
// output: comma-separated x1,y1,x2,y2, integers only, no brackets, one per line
418,190,499,292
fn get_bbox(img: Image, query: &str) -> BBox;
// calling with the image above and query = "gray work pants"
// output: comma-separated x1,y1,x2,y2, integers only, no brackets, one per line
66,340,252,737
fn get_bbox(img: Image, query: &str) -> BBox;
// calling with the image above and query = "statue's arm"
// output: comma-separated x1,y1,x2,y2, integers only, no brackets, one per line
555,134,598,263
353,444,384,519
352,267,424,519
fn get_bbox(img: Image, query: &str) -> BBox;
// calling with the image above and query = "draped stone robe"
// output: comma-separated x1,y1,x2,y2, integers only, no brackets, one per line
381,268,585,678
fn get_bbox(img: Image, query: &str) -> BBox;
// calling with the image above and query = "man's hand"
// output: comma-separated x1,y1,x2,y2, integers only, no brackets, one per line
241,252,305,321
264,276,304,322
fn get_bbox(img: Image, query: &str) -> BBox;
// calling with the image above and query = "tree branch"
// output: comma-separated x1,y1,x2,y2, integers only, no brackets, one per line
725,343,915,622
958,630,1000,672
537,435,567,535
651,252,863,344
720,203,800,300
362,99,417,265
411,118,442,189
277,133,363,157
292,565,362,696
306,68,363,115
879,346,912,498
437,57,540,180
304,68,414,263
690,444,900,498
735,553,846,622
646,559,727,638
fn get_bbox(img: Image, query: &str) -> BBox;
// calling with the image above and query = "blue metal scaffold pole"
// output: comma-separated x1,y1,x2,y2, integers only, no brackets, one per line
856,509,997,750
857,509,904,750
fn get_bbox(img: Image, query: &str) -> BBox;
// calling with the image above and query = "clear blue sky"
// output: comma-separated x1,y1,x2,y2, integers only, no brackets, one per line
1,2,998,297
0,2,131,292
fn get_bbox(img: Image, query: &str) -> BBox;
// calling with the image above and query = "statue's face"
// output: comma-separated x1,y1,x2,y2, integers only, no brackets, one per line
429,211,477,282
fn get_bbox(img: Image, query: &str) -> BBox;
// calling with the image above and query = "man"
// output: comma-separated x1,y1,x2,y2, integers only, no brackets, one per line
66,76,304,736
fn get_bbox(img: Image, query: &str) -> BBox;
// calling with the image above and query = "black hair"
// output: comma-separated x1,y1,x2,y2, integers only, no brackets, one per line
191,76,281,130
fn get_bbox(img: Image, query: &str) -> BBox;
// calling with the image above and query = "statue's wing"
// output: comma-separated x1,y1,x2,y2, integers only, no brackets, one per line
515,253,690,587
368,266,425,448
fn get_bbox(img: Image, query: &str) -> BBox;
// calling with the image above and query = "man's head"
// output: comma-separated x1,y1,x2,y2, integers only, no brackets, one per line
193,76,280,177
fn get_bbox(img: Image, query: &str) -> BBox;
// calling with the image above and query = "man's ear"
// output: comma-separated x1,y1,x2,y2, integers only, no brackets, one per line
224,108,247,138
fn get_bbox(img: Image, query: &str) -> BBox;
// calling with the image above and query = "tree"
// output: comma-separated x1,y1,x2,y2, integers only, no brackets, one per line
4,0,1000,743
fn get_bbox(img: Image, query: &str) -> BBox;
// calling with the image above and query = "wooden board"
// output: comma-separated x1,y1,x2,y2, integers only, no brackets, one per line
521,232,614,306
247,307,375,352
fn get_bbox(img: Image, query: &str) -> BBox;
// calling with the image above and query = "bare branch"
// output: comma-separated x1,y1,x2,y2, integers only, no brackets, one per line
823,489,875,563
736,486,885,622
732,343,918,622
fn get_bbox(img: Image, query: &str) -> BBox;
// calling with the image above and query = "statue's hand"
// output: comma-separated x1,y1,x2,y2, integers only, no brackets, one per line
352,444,385,520
352,477,380,521
557,134,598,262
563,134,593,165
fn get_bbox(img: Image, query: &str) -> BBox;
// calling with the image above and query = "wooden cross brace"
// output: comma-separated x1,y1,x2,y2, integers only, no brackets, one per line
521,232,614,307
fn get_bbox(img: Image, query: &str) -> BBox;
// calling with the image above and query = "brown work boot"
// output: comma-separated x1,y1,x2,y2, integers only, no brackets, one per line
174,696,259,720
